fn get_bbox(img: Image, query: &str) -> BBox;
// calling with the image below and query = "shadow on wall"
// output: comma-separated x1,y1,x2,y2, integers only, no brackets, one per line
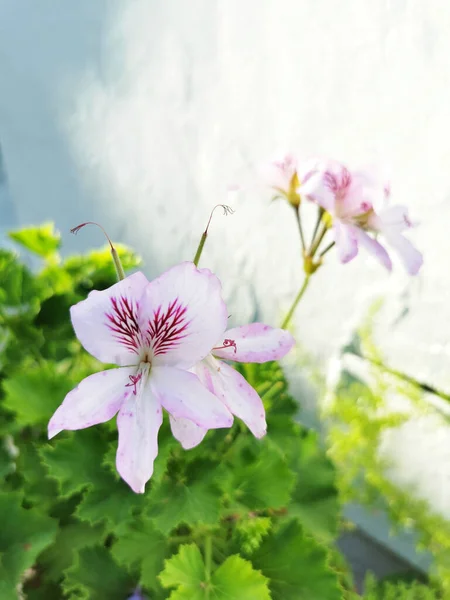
0,143,17,241
0,1,123,253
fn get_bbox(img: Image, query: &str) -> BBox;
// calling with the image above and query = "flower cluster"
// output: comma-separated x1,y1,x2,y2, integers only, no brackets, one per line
48,262,294,493
264,155,423,275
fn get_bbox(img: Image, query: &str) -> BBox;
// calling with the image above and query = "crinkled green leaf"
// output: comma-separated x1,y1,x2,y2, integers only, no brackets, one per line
40,430,109,498
159,544,205,599
362,573,440,599
63,546,133,600
219,441,295,511
111,519,167,590
252,519,342,600
75,473,145,528
287,430,340,542
211,555,271,600
160,544,271,600
9,223,61,259
38,522,105,582
14,439,58,509
0,492,57,600
232,516,272,555
146,475,221,535
2,362,74,427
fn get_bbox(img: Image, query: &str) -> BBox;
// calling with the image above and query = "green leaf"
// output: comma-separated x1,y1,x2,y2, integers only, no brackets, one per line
63,546,133,600
38,522,105,582
112,519,167,590
2,362,74,427
0,492,57,600
362,573,441,599
0,248,38,309
9,223,61,258
287,430,340,542
219,441,295,511
146,469,221,535
75,473,145,528
159,544,205,599
40,430,109,498
160,544,271,600
252,519,342,600
232,516,272,555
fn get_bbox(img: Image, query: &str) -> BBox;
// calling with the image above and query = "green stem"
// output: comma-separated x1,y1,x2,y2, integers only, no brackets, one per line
294,206,306,252
310,206,324,247
111,247,125,281
309,223,328,257
318,241,335,258
204,535,213,599
281,275,310,329
193,232,207,267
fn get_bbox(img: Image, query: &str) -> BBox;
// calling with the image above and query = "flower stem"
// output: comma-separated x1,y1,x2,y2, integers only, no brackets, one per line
294,206,306,252
281,274,311,329
70,221,125,281
193,232,207,267
310,206,324,247
319,241,335,258
204,535,213,599
193,204,234,267
309,223,328,257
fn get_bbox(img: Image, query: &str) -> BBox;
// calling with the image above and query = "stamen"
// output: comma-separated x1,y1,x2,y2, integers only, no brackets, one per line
146,299,190,356
106,296,141,353
126,373,142,395
213,338,237,353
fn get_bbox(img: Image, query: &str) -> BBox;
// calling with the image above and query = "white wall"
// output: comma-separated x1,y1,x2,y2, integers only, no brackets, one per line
1,0,449,530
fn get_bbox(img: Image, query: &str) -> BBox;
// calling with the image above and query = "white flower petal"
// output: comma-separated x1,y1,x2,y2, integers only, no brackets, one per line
116,378,163,494
354,229,392,271
213,324,294,363
139,262,228,369
48,367,134,439
384,233,423,275
70,272,149,366
169,416,208,450
196,359,267,439
151,366,233,429
334,222,358,263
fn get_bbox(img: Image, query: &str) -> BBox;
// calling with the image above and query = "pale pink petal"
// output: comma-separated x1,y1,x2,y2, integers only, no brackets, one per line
151,366,233,429
70,272,149,367
213,324,295,363
196,359,266,439
259,154,298,194
169,416,207,450
334,222,358,263
384,233,423,275
354,229,393,271
372,205,415,234
48,367,134,439
116,380,163,493
139,262,228,369
300,171,335,209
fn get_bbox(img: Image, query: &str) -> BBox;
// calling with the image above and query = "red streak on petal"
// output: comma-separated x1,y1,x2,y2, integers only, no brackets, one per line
146,298,190,356
106,296,141,353
213,338,237,353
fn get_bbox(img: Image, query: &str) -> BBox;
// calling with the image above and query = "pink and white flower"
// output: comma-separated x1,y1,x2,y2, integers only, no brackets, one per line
260,154,324,208
48,263,233,493
170,324,295,449
311,162,423,275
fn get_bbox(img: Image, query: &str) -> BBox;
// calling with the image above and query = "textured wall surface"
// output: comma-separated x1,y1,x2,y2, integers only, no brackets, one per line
1,0,449,550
